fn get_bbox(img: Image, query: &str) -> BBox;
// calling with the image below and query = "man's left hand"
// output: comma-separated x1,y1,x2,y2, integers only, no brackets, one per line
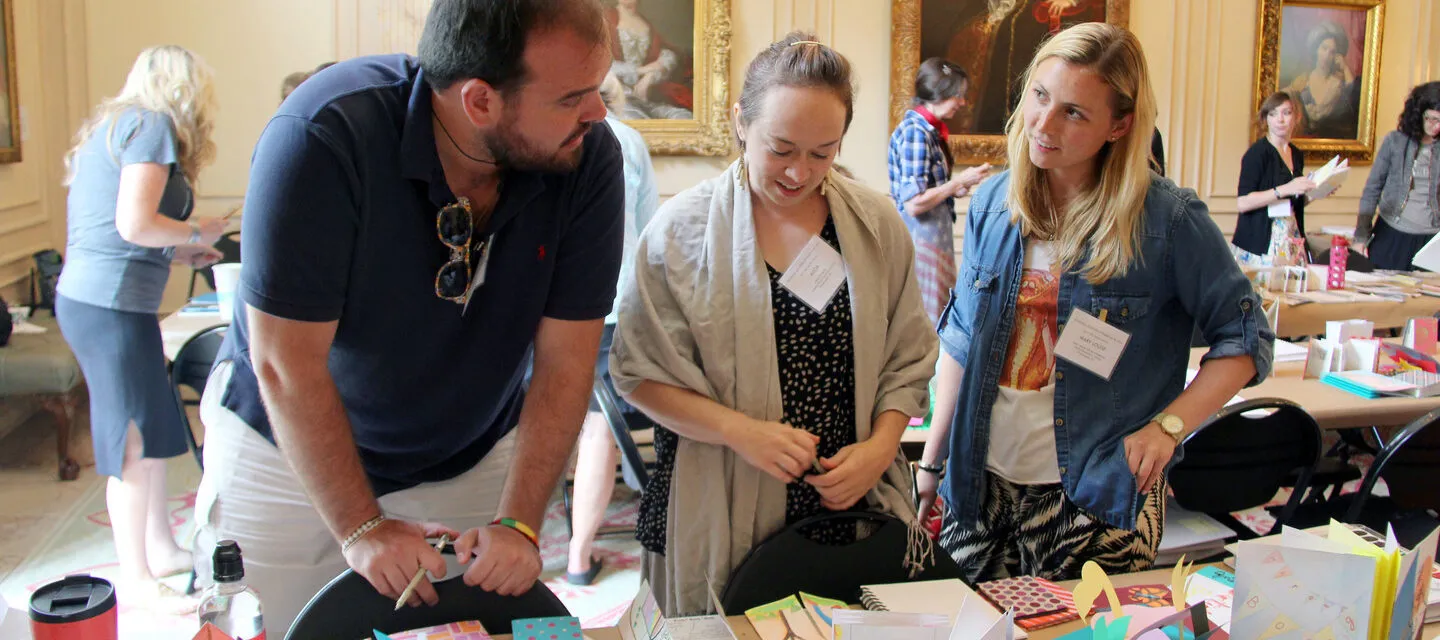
804,439,895,511
454,524,542,596
1123,422,1177,494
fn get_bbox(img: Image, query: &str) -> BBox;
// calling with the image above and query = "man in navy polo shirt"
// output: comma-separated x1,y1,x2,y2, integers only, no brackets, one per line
192,0,622,632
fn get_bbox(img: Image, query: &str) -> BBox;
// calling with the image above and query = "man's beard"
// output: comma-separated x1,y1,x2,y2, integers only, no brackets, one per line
484,118,591,173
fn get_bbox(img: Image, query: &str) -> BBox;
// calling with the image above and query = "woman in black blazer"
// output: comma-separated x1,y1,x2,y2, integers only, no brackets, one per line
1234,92,1317,263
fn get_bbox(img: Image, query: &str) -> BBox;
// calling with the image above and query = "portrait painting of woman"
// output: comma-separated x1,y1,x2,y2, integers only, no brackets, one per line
605,0,695,120
1279,6,1365,140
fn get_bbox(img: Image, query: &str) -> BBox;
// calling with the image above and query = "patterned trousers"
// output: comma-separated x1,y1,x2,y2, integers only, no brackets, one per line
938,471,1166,583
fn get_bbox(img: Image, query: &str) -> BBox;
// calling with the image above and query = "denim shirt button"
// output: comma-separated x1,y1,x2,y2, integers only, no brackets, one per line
1240,299,1252,311
1058,466,1067,475
1055,418,1064,427
1055,371,1064,381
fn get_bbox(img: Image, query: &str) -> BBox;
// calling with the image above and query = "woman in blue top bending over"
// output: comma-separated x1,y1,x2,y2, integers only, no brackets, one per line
914,22,1274,582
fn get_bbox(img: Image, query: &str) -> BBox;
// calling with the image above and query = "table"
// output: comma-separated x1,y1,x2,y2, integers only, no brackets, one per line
1188,346,1440,430
160,310,226,360
545,564,1440,639
1269,290,1440,338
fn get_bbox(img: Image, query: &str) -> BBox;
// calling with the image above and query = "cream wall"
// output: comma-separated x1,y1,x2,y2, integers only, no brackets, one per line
1,0,1437,308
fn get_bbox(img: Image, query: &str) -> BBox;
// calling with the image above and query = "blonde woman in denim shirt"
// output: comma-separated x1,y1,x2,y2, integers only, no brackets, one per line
1356,82,1440,270
914,23,1273,582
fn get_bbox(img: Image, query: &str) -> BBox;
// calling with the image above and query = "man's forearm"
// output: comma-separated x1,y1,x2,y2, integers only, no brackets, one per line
495,322,602,530
254,356,379,543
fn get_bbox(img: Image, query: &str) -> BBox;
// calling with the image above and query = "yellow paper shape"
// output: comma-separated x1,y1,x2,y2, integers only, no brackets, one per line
1328,520,1400,640
1256,611,1302,639
1073,561,1122,623
1169,555,1194,613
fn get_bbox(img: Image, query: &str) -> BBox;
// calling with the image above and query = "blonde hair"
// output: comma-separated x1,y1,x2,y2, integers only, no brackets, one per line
63,45,217,186
1005,22,1156,284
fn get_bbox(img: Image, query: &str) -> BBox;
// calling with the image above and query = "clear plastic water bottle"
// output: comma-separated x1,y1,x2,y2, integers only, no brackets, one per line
198,540,266,640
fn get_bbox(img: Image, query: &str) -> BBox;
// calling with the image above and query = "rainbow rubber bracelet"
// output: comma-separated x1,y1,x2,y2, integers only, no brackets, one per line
489,517,539,548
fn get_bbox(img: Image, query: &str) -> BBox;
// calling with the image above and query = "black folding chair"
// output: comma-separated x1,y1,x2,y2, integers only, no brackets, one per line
720,511,963,614
1168,398,1322,539
286,547,570,640
170,325,227,470
1289,407,1440,548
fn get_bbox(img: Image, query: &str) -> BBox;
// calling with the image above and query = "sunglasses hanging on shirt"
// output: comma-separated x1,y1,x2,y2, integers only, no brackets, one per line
434,196,494,310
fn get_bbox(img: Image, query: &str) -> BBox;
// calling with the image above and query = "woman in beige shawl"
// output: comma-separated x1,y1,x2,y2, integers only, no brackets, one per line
609,32,939,615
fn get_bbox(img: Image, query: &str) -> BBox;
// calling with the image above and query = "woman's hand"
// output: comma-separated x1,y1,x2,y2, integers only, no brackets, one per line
724,417,819,484
1279,176,1317,198
173,245,225,269
1122,422,1176,494
948,163,993,196
191,217,228,245
804,439,896,511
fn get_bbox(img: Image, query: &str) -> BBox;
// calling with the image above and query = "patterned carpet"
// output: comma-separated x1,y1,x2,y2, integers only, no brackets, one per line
0,453,646,638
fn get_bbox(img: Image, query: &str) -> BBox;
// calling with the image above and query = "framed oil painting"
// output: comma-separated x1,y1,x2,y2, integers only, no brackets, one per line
890,0,1130,165
0,0,20,164
1252,0,1384,164
607,0,731,156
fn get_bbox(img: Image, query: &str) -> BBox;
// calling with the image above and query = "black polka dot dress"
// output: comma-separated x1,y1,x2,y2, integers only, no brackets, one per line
635,217,859,554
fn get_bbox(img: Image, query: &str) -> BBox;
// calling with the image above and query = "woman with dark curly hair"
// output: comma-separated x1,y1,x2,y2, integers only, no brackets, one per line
1357,82,1440,270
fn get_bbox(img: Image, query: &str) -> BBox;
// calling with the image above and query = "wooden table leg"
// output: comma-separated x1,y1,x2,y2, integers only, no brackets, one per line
40,394,80,481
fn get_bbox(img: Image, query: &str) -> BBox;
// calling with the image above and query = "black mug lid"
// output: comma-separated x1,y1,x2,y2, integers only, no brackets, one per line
29,575,116,624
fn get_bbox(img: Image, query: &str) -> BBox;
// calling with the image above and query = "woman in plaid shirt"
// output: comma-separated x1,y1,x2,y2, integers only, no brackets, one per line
888,58,992,324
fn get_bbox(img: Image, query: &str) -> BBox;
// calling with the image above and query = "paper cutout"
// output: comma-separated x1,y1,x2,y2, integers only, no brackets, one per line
375,632,393,640
1065,558,1225,640
192,624,235,640
510,616,582,640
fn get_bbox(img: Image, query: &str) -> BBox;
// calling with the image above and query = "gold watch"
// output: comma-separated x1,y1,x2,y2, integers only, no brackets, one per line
1153,412,1185,444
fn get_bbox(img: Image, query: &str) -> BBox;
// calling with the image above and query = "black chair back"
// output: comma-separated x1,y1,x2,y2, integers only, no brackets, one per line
170,325,227,470
720,511,962,614
1168,398,1321,534
592,379,650,491
286,549,570,640
1346,408,1440,522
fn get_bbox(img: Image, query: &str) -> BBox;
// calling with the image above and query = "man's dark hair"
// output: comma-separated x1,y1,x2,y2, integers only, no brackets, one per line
418,0,606,92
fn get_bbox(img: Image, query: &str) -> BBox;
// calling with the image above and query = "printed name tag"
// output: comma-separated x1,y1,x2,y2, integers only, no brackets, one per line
778,235,847,314
1054,308,1131,380
1267,199,1293,218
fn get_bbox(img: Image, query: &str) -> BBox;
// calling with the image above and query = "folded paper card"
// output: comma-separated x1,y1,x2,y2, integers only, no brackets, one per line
859,578,1027,638
378,621,491,639
1230,521,1438,640
510,617,582,640
831,609,952,639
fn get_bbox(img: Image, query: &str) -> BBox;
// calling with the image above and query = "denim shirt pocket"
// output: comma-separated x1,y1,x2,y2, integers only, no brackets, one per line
1086,291,1153,327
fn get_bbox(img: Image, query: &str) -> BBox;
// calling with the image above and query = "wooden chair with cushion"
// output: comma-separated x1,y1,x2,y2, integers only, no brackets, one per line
0,313,85,480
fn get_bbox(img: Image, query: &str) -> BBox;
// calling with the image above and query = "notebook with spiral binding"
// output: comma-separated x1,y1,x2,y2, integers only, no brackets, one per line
858,579,1029,639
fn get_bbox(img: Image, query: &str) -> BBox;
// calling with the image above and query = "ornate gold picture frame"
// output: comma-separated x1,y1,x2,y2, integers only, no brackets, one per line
1252,0,1384,165
612,0,731,156
0,0,21,164
889,0,1130,166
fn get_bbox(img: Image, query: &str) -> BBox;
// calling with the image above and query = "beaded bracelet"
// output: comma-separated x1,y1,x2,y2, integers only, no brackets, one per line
341,515,386,552
489,517,539,548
